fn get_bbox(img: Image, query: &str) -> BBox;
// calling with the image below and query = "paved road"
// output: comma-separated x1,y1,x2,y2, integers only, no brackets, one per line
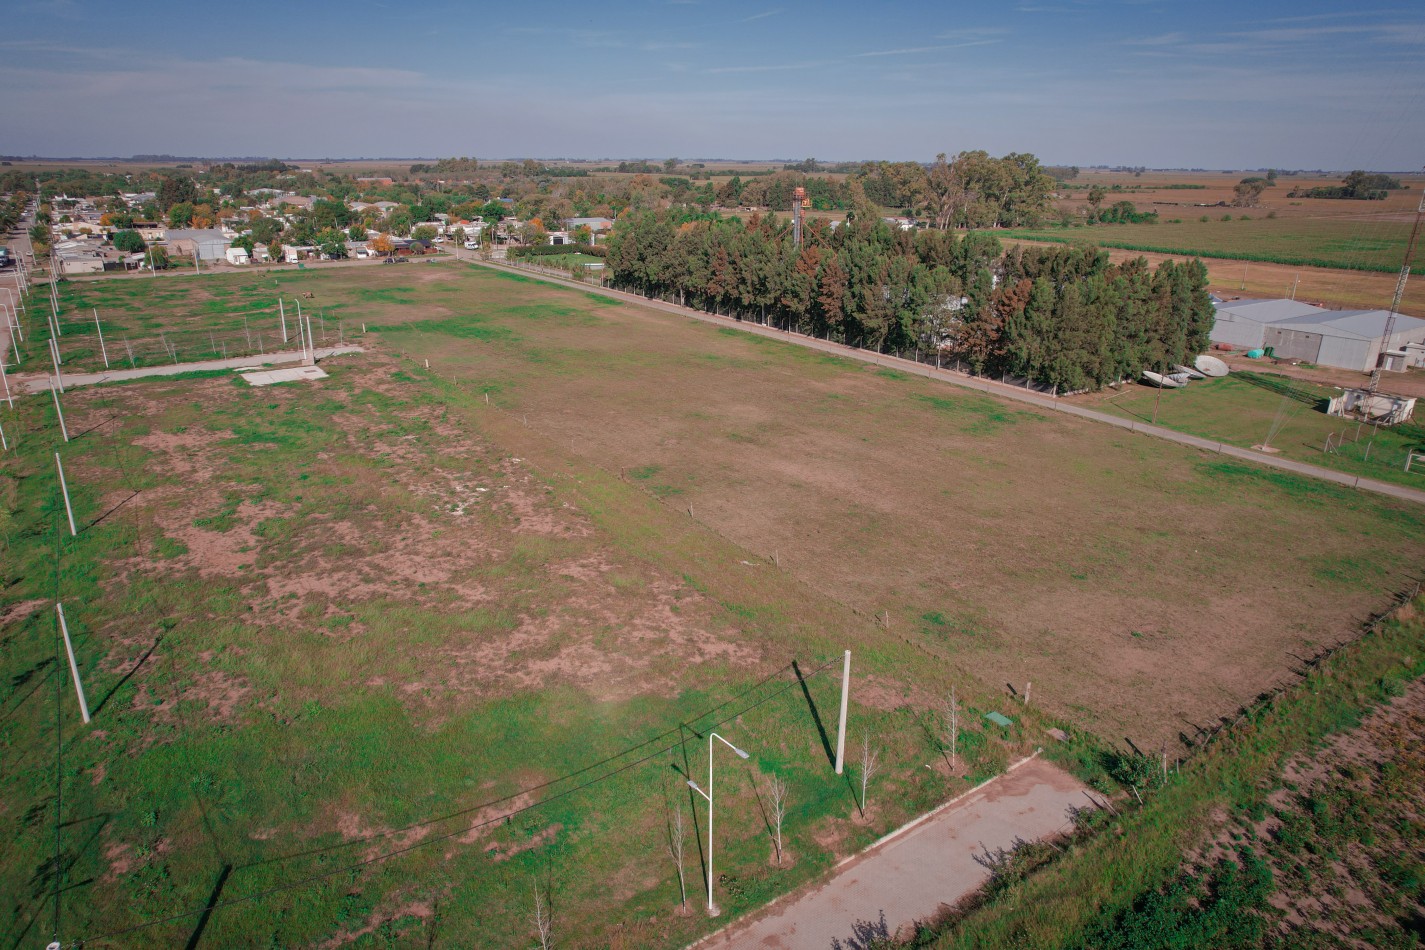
9,345,364,393
698,756,1089,949
467,258,1425,507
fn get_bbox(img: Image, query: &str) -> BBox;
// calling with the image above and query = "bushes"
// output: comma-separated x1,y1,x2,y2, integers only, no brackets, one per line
508,243,606,259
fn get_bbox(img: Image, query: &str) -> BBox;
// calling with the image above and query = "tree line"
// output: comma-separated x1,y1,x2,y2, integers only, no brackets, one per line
605,212,1214,393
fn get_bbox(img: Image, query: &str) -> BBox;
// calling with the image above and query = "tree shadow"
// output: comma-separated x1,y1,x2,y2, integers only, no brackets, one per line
91,636,160,717
830,910,892,950
745,771,774,845
792,660,835,768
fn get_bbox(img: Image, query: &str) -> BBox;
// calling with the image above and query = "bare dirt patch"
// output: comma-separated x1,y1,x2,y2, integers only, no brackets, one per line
0,598,46,628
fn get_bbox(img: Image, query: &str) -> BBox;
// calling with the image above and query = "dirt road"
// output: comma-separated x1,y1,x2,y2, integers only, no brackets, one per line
698,756,1090,949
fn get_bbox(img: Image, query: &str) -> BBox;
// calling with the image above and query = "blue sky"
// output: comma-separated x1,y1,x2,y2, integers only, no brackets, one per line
3,0,1422,169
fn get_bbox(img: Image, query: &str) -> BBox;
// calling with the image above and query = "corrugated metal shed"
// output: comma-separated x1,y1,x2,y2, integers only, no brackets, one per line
1211,298,1425,371
1210,298,1326,350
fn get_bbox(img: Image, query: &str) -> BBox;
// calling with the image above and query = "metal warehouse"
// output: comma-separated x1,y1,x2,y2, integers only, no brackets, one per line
1210,297,1425,372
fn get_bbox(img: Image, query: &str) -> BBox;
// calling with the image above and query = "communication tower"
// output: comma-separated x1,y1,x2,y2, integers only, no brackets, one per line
1369,168,1425,392
792,186,809,246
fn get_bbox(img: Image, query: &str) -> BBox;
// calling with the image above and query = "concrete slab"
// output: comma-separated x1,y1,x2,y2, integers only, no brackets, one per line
239,365,329,386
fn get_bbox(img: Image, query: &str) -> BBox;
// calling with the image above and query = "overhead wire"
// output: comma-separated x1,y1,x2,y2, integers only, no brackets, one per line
76,654,841,946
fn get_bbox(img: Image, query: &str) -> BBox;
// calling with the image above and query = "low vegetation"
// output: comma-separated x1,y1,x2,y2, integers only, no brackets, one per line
928,591,1425,949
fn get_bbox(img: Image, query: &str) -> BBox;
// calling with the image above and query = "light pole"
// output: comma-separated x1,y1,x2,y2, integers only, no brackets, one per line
686,732,750,917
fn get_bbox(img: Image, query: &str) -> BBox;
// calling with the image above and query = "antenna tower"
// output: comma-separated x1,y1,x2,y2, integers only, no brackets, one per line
792,186,808,246
1369,166,1425,392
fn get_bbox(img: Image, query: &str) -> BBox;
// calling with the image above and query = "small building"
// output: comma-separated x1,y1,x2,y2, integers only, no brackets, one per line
225,246,251,265
166,228,231,262
1327,389,1416,426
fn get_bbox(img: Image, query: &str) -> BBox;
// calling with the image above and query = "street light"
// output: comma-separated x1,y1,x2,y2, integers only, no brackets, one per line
685,731,750,916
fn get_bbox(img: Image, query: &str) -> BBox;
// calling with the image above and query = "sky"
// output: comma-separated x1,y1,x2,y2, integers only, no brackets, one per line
2,0,1423,170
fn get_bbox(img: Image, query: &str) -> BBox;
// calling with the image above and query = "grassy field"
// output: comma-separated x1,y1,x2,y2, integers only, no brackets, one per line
1079,372,1425,490
4,261,1425,944
992,215,1413,273
32,263,1425,746
1,273,1057,947
932,591,1425,949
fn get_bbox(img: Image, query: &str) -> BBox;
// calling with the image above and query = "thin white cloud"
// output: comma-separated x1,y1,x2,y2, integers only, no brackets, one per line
854,40,999,57
1123,32,1186,47
641,41,701,51
706,60,826,74
742,8,782,22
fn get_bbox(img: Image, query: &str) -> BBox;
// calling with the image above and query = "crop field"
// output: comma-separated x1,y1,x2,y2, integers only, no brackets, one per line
1080,372,1425,490
4,261,1424,945
995,214,1414,273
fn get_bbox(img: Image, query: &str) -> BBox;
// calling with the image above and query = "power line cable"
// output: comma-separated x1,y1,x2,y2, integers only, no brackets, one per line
76,654,840,946
254,657,798,867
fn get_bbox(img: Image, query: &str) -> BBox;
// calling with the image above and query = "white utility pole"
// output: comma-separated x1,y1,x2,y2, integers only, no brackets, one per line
49,336,63,390
279,299,288,343
51,383,69,442
686,732,750,916
56,603,91,724
93,308,109,368
835,650,851,775
55,452,77,536
1,356,11,409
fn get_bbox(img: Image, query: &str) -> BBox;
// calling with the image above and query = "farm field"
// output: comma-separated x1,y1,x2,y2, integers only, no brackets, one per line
993,214,1414,273
1001,238,1425,317
1079,372,1425,491
5,261,1425,944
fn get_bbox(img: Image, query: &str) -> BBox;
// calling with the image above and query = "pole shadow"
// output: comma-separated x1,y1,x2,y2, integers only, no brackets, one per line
91,637,160,718
674,724,709,895
184,863,233,950
69,414,119,442
86,490,140,531
1,658,55,728
792,660,835,768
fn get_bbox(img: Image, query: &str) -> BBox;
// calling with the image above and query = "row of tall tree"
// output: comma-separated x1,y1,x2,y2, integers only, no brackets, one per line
606,212,1214,393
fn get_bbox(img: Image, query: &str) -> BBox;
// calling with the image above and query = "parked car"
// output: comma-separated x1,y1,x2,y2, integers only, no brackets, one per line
464,241,480,250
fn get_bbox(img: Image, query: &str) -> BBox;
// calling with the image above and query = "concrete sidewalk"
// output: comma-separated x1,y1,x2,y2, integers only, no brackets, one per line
698,756,1089,950
9,345,363,393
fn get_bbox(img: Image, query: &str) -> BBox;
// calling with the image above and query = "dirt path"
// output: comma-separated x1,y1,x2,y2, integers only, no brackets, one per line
697,756,1089,949
466,259,1425,507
